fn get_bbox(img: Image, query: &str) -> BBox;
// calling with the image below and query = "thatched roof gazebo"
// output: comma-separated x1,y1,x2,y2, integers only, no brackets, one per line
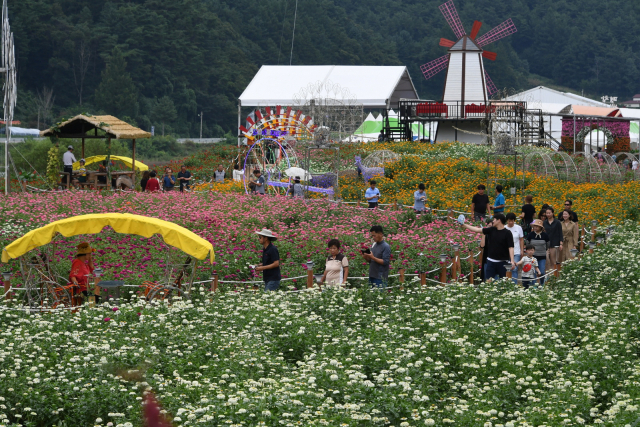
41,114,151,187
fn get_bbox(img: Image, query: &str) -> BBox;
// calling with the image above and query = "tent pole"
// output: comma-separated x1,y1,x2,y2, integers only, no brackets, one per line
237,103,242,148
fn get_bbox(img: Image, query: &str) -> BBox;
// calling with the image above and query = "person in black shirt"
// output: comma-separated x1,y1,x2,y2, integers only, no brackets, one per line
255,229,281,291
543,207,563,268
461,213,515,282
471,184,490,221
557,199,578,223
177,165,192,192
520,195,536,234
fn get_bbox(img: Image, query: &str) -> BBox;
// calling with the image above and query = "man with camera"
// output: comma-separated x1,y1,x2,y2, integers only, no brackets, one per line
361,225,391,288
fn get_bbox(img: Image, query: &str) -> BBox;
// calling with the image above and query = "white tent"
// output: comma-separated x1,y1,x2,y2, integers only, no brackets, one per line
238,65,419,108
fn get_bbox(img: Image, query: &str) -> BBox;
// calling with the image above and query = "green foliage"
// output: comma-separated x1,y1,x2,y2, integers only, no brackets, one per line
152,96,177,136
94,47,139,119
45,146,60,185
12,0,640,137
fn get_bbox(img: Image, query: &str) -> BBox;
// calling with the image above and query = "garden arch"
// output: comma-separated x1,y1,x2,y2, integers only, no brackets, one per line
561,117,631,154
524,152,558,181
571,153,603,183
549,151,579,183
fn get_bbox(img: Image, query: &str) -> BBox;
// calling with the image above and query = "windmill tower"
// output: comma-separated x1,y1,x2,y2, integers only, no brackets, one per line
421,0,517,105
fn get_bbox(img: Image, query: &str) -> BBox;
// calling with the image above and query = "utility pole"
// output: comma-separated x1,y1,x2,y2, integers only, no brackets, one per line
198,111,203,139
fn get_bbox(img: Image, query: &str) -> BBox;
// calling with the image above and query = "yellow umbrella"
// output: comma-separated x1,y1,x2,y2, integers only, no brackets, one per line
2,213,214,264
73,155,149,171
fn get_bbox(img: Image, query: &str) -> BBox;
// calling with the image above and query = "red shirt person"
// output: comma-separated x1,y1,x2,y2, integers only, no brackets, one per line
145,171,161,192
69,242,95,294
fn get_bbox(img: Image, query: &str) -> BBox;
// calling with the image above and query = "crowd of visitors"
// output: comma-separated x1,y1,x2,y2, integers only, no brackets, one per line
464,184,581,287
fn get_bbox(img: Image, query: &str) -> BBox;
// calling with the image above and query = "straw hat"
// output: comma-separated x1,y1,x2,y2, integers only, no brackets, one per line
531,219,544,228
76,242,95,256
255,229,277,241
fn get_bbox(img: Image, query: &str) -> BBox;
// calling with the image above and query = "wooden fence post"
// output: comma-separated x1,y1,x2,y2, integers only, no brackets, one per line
440,262,447,285
211,272,219,293
399,268,405,291
420,271,426,287
505,262,513,280
306,267,314,289
591,220,597,243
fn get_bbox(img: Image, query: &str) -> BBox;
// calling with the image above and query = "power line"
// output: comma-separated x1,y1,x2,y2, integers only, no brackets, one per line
289,0,298,66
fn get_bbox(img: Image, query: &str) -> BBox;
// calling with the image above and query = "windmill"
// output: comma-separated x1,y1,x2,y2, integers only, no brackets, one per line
421,0,517,104
0,0,16,194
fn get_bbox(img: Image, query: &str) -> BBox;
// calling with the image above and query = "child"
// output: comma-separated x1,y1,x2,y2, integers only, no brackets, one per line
516,244,541,290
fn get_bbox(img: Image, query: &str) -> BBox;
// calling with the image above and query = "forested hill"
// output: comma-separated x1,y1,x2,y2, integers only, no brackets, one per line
11,0,640,137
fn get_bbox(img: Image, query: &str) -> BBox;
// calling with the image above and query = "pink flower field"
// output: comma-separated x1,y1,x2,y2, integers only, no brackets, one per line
0,192,481,289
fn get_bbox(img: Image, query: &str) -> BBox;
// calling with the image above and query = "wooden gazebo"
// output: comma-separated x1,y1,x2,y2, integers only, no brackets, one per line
40,114,151,188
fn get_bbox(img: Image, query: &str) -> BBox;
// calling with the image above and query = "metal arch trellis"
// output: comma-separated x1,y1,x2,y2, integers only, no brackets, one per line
571,153,603,183
613,152,640,181
549,151,579,184
523,152,558,181
598,152,622,184
361,150,402,169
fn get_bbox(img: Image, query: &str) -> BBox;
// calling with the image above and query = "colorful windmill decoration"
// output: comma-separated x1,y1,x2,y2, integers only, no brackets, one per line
239,106,317,144
420,0,517,101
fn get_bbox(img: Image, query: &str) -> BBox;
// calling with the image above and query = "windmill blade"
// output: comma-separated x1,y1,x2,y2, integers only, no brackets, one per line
485,71,498,97
439,38,456,48
482,50,497,61
476,18,517,47
420,54,450,80
439,0,466,40
469,21,482,40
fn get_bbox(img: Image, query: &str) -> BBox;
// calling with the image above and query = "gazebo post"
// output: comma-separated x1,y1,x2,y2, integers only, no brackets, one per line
81,137,85,160
132,138,136,186
106,137,112,190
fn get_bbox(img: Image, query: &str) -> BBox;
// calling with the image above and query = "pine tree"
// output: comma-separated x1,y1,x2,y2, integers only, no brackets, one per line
152,96,177,136
94,47,139,119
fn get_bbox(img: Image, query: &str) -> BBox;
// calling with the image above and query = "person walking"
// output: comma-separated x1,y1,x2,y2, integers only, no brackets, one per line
505,212,524,285
232,164,244,182
520,195,536,234
479,217,493,282
319,239,349,287
461,213,515,281
543,207,563,273
488,185,505,215
557,199,578,223
361,225,390,288
254,229,281,291
62,145,76,188
471,184,490,221
214,164,226,183
516,245,541,290
538,204,550,221
286,177,304,198
560,210,579,262
163,168,175,192
249,169,265,195
177,165,192,192
140,170,150,192
413,183,428,214
632,159,639,171
365,180,380,209
527,219,550,286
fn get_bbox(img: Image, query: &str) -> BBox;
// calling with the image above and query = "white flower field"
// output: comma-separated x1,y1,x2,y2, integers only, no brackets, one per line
1,224,640,426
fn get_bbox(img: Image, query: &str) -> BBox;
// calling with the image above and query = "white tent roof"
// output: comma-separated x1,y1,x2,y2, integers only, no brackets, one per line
238,65,419,108
504,86,608,107
364,112,375,122
374,113,383,122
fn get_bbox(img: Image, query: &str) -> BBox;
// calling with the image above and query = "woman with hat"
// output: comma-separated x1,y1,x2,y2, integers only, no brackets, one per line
526,219,550,287
254,229,281,291
286,177,304,198
69,242,95,304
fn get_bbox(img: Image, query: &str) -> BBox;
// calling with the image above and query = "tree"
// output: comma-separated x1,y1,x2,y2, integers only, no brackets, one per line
152,96,177,136
34,86,55,129
94,47,139,118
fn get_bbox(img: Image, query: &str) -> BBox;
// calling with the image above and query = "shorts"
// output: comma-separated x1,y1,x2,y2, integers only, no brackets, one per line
369,277,387,289
368,202,378,209
474,212,486,221
485,260,507,280
264,281,280,291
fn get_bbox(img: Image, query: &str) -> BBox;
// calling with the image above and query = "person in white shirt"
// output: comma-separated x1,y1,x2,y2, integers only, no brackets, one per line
62,145,76,187
505,212,524,285
232,164,244,182
633,159,639,171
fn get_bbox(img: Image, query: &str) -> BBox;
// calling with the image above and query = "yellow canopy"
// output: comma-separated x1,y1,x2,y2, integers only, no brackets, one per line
73,155,149,171
2,213,214,264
